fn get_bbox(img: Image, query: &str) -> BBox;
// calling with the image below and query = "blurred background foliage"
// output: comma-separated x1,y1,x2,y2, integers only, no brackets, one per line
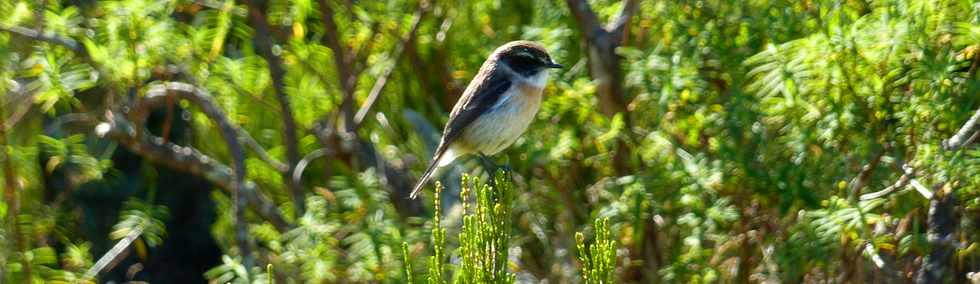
1,0,979,282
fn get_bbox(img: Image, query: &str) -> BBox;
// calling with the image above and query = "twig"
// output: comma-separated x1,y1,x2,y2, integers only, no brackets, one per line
943,106,980,151
83,226,143,279
318,0,357,131
238,129,289,173
292,148,333,185
847,150,887,199
353,5,425,128
244,0,305,218
0,24,87,56
860,164,914,200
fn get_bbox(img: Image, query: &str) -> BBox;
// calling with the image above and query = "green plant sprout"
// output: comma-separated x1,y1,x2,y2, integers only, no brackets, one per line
577,218,618,284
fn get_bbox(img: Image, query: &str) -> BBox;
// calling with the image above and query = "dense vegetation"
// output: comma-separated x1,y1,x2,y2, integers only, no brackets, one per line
1,0,979,282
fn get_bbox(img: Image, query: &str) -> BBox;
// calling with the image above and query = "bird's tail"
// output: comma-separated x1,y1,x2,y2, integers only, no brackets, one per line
410,147,456,199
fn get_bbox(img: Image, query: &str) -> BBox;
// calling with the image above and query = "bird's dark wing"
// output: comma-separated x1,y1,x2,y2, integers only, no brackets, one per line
439,63,513,146
410,64,512,198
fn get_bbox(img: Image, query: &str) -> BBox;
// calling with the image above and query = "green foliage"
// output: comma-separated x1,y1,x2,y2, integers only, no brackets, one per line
456,173,515,284
427,182,446,284
112,199,169,247
402,242,416,284
577,218,617,284
38,134,111,184
2,0,980,282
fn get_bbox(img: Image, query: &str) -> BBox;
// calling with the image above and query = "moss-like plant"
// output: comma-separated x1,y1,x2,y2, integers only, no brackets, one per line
577,218,617,284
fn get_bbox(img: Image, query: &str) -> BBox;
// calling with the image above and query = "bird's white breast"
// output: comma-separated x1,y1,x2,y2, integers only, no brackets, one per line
457,72,547,155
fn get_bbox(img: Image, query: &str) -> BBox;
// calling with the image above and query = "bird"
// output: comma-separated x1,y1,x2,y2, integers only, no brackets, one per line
410,40,563,199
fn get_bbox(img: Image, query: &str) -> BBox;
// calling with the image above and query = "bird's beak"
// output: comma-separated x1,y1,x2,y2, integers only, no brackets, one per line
546,62,564,69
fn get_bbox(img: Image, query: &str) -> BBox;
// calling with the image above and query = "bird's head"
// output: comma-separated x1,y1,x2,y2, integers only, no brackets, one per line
493,41,563,77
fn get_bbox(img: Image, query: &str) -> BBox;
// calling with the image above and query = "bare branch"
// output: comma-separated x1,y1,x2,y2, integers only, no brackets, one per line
353,6,425,128
2,82,32,132
318,0,357,131
860,164,914,201
244,0,305,217
0,25,87,56
847,151,885,198
96,113,291,232
942,106,980,151
239,129,289,173
130,82,268,268
83,226,142,279
293,148,333,185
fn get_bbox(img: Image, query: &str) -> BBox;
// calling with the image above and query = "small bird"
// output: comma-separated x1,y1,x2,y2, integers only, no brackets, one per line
410,40,562,198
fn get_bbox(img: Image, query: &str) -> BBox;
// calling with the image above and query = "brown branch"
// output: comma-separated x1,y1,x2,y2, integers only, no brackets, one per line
318,0,357,131
2,83,32,132
244,0,305,217
942,106,980,151
353,5,425,129
565,0,638,175
128,82,276,269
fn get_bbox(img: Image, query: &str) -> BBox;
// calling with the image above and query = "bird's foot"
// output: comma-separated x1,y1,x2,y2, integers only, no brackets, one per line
476,153,512,187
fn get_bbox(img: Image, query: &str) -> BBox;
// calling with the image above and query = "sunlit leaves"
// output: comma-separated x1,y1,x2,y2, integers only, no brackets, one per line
112,199,169,247
204,255,252,284
23,49,96,113
38,135,109,184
